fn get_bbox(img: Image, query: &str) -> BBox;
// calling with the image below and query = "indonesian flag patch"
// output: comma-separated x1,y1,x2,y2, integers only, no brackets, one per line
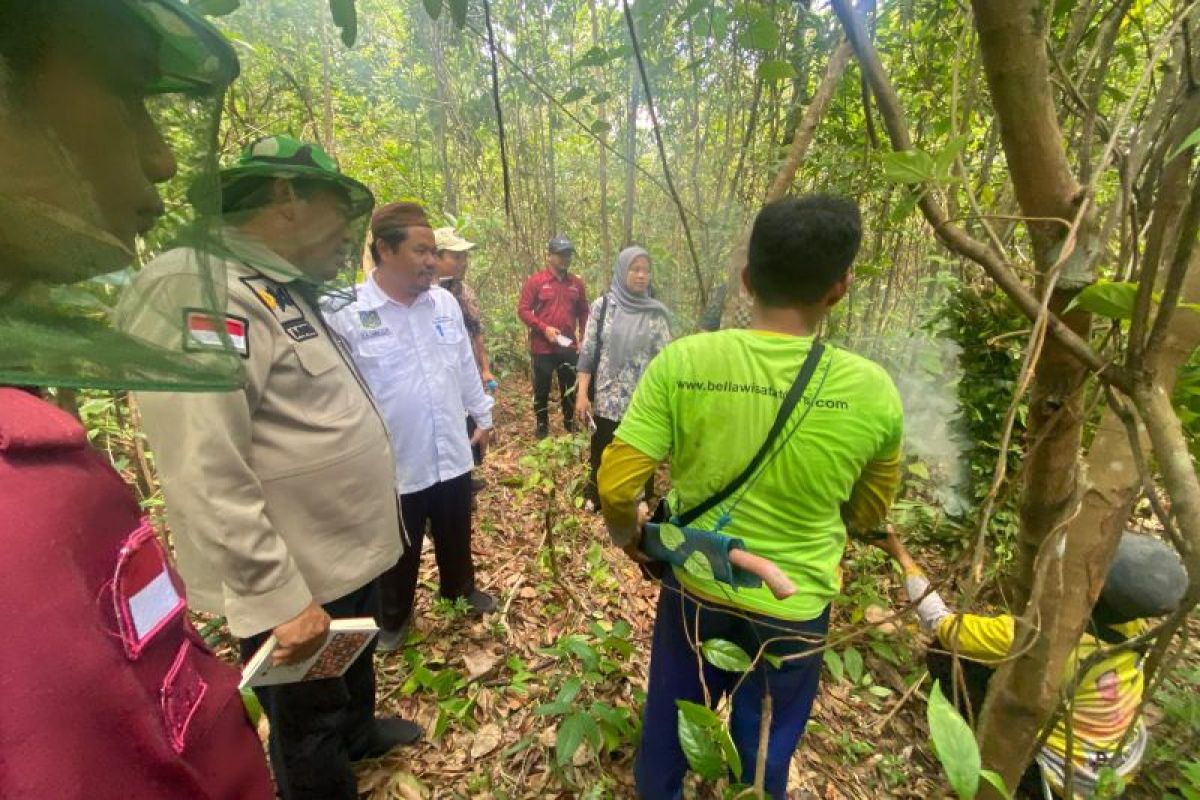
184,309,250,358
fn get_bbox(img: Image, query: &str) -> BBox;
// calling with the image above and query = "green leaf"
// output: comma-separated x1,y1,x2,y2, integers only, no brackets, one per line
843,646,864,685
1167,126,1200,163
680,0,708,20
1067,280,1139,320
329,0,357,47
556,676,583,705
933,135,970,178
577,46,609,68
738,17,780,51
683,550,715,581
590,91,614,104
980,769,1014,800
676,702,724,779
717,724,743,780
702,638,754,672
927,680,981,799
881,149,937,184
562,86,588,103
189,0,240,16
676,699,721,729
556,712,599,767
658,522,685,549
823,649,845,682
907,461,930,480
590,119,612,136
566,639,600,672
757,59,797,82
763,653,782,669
422,0,442,20
448,0,468,28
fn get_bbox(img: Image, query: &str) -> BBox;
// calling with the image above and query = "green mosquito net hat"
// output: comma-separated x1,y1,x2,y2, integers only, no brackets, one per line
181,134,375,309
0,0,244,391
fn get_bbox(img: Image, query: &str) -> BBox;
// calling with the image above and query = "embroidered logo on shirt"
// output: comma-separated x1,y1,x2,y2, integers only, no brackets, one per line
359,309,383,329
183,309,250,358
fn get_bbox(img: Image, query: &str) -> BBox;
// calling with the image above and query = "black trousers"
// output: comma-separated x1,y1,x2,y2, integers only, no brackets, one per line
380,472,476,631
532,351,577,433
584,414,653,507
466,416,482,466
239,581,379,800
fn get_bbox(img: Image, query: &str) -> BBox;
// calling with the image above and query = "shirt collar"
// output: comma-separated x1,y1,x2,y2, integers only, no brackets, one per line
359,272,435,310
218,226,305,284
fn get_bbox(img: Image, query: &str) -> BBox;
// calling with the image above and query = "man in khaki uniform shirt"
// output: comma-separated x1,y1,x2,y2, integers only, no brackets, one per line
124,136,418,800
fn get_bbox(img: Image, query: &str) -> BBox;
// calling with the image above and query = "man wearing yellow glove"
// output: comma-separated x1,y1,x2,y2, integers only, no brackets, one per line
599,195,904,798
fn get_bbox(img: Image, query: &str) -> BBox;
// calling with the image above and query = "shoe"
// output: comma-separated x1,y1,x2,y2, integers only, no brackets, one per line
375,619,410,654
352,716,423,759
471,476,487,492
466,589,498,616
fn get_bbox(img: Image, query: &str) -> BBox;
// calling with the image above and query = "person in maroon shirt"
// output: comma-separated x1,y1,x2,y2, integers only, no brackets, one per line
0,2,273,798
517,235,591,438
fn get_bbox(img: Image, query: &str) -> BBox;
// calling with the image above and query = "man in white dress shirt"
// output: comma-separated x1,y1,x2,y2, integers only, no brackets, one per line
326,202,498,652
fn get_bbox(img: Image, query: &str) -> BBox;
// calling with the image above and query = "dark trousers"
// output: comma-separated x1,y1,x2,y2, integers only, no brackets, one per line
636,571,830,799
532,351,577,433
379,472,475,631
239,581,379,800
584,414,653,507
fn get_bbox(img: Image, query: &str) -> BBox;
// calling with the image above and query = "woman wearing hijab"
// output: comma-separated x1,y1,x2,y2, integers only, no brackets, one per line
576,246,672,511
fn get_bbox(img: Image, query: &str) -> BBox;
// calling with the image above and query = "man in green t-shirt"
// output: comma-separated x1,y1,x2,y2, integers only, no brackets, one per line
598,195,903,799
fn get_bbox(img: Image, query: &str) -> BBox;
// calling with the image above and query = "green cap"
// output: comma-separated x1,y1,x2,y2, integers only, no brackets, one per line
125,0,240,95
206,135,374,217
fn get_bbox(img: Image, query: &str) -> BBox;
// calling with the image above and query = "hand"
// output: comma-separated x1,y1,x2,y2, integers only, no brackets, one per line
481,371,497,392
470,426,493,459
543,326,561,343
575,395,593,427
873,524,908,563
636,501,652,528
271,602,331,666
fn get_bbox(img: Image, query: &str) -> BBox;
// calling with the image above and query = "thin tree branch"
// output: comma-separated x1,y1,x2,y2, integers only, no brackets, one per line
621,0,707,309
481,0,513,220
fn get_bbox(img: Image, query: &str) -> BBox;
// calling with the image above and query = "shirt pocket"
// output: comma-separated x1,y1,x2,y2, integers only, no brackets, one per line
536,283,556,304
432,315,465,369
291,340,357,423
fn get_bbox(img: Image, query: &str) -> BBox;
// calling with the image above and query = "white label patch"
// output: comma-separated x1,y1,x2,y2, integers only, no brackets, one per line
129,568,182,641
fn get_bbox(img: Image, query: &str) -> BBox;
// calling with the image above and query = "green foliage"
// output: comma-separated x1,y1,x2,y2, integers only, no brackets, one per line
700,638,753,672
930,286,1026,559
1067,279,1139,319
927,681,1012,800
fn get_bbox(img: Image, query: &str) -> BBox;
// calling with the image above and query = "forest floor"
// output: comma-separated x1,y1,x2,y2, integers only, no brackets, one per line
349,376,944,800
208,373,1198,799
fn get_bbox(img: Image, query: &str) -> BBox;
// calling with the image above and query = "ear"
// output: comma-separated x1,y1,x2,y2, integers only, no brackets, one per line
823,271,853,308
739,264,753,296
272,179,298,221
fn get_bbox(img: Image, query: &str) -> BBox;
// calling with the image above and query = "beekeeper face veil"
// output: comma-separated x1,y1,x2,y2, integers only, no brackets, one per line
0,0,244,390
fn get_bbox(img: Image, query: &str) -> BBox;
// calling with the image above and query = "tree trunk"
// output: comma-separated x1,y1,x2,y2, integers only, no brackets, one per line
621,58,639,247
428,15,459,216
588,0,611,269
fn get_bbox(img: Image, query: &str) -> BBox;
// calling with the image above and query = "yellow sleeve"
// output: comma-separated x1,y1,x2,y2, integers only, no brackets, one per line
842,446,902,533
935,613,1016,664
597,437,659,547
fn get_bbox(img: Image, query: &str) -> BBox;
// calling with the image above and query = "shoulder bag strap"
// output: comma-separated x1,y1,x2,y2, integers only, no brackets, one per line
676,341,826,527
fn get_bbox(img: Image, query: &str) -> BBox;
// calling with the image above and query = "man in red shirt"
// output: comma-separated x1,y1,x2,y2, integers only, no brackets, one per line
517,235,590,438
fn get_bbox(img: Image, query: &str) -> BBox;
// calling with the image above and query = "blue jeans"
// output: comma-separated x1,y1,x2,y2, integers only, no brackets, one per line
635,571,830,800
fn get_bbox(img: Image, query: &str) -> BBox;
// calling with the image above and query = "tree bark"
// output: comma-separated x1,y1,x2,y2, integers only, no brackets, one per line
588,0,611,270
621,58,639,246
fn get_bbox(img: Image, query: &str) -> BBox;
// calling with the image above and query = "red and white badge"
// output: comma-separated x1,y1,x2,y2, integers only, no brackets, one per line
112,521,187,660
185,310,249,358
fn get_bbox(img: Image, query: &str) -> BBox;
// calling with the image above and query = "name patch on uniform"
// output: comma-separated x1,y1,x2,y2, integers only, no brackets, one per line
183,309,250,358
283,319,319,342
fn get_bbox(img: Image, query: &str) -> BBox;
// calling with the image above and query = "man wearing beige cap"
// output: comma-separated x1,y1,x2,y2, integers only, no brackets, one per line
435,227,495,484
327,203,498,653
